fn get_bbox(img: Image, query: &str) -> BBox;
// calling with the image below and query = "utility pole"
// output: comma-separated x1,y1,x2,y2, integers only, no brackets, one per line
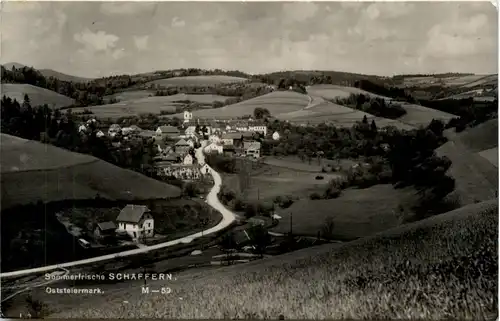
289,212,293,236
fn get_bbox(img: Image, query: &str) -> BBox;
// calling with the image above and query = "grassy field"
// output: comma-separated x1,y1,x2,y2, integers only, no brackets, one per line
1,83,75,109
307,84,456,128
50,199,498,319
223,162,340,203
71,94,231,119
0,134,181,209
453,119,498,153
399,74,496,88
104,90,155,102
270,184,418,240
146,75,249,87
277,100,415,129
169,91,311,119
436,140,497,206
478,147,498,168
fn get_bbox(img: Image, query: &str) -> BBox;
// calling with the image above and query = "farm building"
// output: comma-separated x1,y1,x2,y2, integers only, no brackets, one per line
223,145,236,157
116,205,154,241
244,141,261,158
272,131,280,140
204,142,223,154
221,132,243,146
248,122,267,136
94,221,117,240
209,134,221,144
175,138,191,154
156,125,180,139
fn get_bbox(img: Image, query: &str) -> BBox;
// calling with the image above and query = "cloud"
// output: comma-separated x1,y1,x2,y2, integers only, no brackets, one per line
74,29,119,53
171,17,186,28
1,1,42,13
100,3,156,15
133,35,149,51
282,2,318,22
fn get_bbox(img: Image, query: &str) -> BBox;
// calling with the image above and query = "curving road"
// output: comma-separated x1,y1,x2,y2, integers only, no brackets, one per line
0,146,236,279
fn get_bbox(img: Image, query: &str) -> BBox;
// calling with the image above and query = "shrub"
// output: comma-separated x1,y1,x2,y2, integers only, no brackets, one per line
309,192,322,200
315,175,324,180
324,186,341,199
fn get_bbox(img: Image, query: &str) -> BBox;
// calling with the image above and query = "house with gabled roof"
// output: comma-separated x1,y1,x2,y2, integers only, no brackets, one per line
94,221,117,240
244,141,261,158
116,205,154,241
175,138,191,154
221,132,243,146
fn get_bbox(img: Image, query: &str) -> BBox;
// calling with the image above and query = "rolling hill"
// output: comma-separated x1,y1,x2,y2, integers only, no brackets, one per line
146,75,249,87
51,199,498,319
1,83,75,109
0,134,181,210
2,62,92,83
436,120,498,205
307,84,457,127
168,91,311,119
71,93,232,119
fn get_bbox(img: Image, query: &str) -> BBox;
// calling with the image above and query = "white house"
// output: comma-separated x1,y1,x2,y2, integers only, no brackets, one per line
186,138,195,148
184,110,193,123
200,163,211,175
204,142,223,154
235,123,248,132
248,123,268,136
209,134,221,144
272,131,280,140
183,154,193,165
116,205,154,241
108,124,121,137
78,124,87,133
96,130,105,138
185,126,197,138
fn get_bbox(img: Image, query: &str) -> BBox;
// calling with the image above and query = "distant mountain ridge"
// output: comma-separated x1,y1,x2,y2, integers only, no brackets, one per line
2,62,93,83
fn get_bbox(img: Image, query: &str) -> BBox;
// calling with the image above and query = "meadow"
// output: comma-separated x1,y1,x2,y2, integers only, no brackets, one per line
270,184,418,240
399,74,495,88
306,84,456,128
71,93,231,119
146,75,249,87
0,134,181,210
50,200,498,319
169,91,311,119
478,147,498,168
1,83,75,109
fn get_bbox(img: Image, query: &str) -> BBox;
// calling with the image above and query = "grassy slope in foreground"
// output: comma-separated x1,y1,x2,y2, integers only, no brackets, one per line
169,91,310,119
0,134,181,210
146,75,249,87
1,83,75,109
52,200,498,319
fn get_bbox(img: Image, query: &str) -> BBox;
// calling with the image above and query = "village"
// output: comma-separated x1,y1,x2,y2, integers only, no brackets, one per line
67,110,282,251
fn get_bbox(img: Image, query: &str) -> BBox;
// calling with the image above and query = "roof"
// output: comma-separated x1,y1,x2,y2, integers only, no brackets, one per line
138,130,156,137
242,132,255,138
158,125,180,133
223,145,236,151
221,133,243,139
164,153,180,161
109,124,121,130
175,139,190,146
129,125,142,131
116,205,150,223
97,221,117,231
244,141,261,150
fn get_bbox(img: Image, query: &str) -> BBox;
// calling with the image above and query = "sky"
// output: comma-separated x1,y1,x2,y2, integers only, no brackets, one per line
1,1,498,78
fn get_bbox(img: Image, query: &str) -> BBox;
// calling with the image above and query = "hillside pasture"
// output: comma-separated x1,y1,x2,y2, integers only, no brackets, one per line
453,119,498,152
271,184,418,240
277,101,414,130
400,74,496,88
436,139,498,206
397,103,457,127
0,134,181,209
71,94,231,119
1,84,75,109
168,91,310,119
223,164,341,203
146,75,249,87
478,147,498,168
308,84,390,101
104,90,155,102
51,200,498,319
